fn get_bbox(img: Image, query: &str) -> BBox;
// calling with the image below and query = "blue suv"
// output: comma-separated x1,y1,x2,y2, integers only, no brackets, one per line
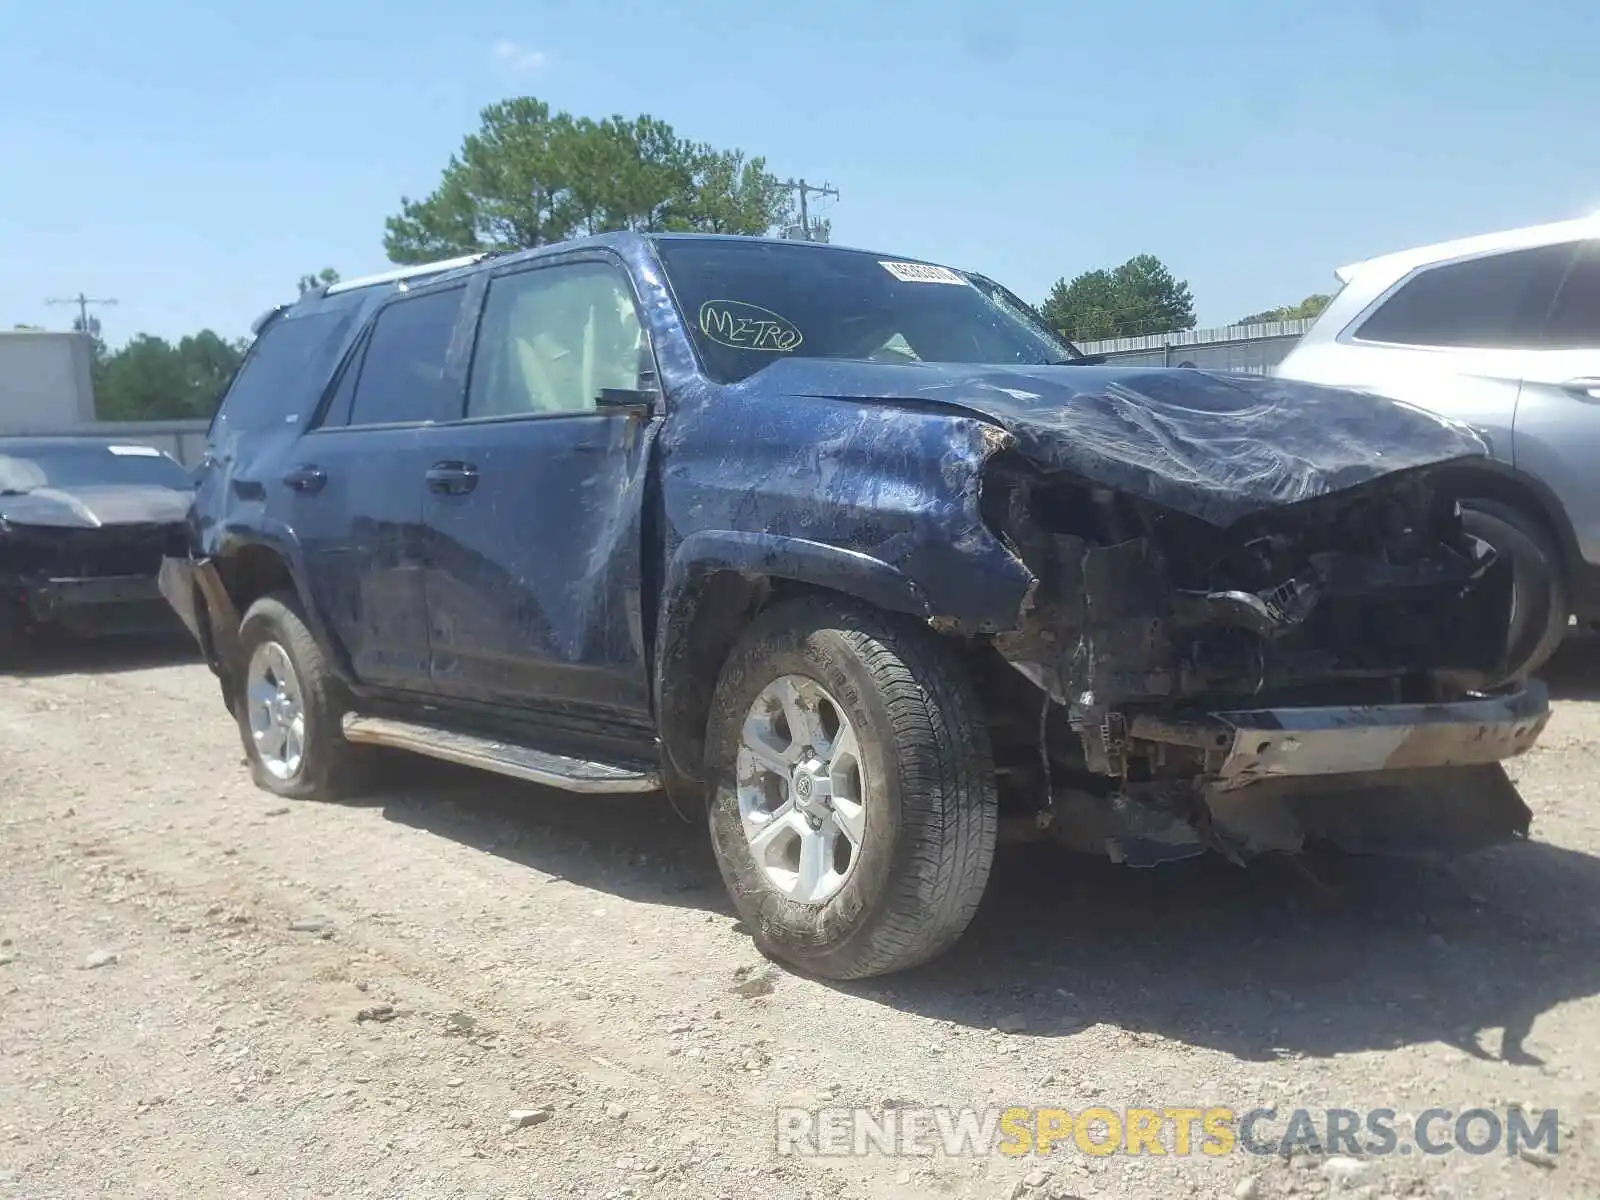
162,233,1549,978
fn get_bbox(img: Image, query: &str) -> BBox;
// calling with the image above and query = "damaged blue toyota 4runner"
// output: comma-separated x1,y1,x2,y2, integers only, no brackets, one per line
162,234,1551,980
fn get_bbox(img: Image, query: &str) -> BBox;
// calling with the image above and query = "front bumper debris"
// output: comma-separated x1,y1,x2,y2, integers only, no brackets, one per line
157,555,241,694
1130,683,1550,789
157,556,205,645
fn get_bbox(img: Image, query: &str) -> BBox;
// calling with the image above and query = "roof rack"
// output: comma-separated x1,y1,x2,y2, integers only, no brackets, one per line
324,254,487,295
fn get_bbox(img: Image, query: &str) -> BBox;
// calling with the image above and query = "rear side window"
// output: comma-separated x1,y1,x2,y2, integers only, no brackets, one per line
1354,242,1577,349
1543,243,1600,350
348,287,467,426
213,308,358,435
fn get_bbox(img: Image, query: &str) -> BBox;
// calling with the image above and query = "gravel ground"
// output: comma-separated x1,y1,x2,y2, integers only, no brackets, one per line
5,636,1600,1199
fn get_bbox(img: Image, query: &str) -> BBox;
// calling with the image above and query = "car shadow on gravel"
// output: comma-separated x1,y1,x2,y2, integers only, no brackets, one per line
2,629,198,677
1540,634,1600,701
370,755,1600,1067
372,755,732,912
867,837,1600,1066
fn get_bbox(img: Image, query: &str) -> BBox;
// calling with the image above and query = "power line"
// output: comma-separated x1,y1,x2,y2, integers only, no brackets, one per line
782,179,839,242
46,293,118,337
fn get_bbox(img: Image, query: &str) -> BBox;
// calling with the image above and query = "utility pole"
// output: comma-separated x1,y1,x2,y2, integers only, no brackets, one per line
783,179,839,241
47,293,118,338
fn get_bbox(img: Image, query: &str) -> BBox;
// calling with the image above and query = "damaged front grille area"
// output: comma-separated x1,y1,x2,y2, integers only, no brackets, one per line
1,524,184,582
973,456,1542,864
1,522,185,580
986,460,1515,718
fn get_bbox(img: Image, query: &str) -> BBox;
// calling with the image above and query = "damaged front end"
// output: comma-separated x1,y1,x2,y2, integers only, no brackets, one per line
0,519,187,641
981,456,1550,865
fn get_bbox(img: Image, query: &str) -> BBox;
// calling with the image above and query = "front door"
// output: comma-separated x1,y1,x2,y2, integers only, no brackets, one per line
288,283,471,691
419,257,656,726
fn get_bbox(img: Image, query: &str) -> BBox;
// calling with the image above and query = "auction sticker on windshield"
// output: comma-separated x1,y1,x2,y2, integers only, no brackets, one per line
879,261,968,285
698,300,804,352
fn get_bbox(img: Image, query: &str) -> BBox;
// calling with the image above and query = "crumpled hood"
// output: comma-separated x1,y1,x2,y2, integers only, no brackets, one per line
764,359,1488,527
0,484,190,530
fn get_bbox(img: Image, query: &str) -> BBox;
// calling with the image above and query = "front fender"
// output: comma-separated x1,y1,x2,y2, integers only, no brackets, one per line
652,528,1014,787
665,529,935,621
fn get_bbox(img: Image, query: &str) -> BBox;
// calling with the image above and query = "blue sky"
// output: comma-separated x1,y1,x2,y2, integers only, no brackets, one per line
2,0,1596,345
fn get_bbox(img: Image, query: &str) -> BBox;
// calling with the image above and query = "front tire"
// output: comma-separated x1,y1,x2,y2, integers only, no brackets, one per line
1461,501,1567,683
234,591,368,801
704,596,998,980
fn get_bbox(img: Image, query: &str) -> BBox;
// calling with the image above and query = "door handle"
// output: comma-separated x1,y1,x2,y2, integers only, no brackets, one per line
425,461,479,495
1560,378,1600,401
282,464,327,494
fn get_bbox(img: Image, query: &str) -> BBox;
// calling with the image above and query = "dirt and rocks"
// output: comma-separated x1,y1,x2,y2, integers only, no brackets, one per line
5,636,1600,1198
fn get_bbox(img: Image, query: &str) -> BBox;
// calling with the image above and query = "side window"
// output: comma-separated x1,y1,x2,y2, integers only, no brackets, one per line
1354,243,1577,350
348,286,467,426
213,307,359,435
466,261,644,419
318,341,363,429
1543,243,1600,350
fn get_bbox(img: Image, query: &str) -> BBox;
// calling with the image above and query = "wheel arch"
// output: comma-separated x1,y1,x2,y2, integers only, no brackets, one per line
1432,459,1579,584
206,532,355,688
654,531,937,787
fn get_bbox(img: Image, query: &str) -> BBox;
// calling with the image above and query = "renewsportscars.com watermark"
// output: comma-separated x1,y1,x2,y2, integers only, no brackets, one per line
775,1105,1564,1160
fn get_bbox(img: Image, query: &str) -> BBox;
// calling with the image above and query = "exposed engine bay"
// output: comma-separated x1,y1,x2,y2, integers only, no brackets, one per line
973,454,1548,866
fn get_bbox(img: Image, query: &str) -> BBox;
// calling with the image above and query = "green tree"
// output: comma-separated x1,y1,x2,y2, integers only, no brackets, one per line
1039,254,1197,342
383,98,794,263
92,330,247,421
297,268,342,295
1234,293,1333,326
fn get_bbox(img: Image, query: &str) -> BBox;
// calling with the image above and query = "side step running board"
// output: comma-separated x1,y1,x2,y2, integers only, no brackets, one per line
341,715,661,794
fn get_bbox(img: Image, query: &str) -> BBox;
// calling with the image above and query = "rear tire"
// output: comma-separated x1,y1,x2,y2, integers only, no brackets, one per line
234,591,370,801
1461,501,1568,683
704,596,998,980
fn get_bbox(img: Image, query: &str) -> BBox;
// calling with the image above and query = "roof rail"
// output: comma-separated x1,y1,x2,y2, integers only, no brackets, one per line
323,253,488,295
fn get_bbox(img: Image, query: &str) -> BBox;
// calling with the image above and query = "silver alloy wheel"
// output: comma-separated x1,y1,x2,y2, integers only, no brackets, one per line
245,640,306,781
736,674,868,905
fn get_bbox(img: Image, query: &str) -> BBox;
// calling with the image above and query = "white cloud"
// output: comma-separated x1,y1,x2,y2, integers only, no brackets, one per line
491,40,550,72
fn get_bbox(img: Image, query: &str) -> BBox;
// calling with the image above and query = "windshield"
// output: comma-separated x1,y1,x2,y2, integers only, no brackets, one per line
0,444,191,494
654,239,1081,384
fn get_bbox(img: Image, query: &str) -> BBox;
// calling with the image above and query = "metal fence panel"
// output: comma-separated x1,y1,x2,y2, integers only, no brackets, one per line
1076,318,1315,377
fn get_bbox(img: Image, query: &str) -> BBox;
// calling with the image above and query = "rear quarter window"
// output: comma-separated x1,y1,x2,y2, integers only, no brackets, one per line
1542,242,1600,350
1353,243,1577,350
211,306,361,437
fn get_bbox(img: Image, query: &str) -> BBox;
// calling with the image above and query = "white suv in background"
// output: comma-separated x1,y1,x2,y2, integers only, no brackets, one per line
1278,215,1600,681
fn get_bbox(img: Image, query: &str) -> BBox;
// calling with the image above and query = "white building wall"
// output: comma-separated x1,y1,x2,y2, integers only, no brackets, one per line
0,331,208,464
0,331,97,430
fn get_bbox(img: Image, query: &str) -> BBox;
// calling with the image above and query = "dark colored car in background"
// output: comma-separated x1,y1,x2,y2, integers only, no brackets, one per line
162,233,1548,980
0,438,193,652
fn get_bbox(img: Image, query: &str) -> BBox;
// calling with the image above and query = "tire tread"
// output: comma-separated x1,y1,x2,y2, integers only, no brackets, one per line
709,595,998,979
236,590,369,801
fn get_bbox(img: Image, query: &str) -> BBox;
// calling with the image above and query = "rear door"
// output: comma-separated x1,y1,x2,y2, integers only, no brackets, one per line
1513,240,1600,564
286,284,471,691
416,254,657,727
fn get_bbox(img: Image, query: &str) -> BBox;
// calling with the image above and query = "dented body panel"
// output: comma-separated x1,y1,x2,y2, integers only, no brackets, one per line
722,357,1489,528
166,232,1551,863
